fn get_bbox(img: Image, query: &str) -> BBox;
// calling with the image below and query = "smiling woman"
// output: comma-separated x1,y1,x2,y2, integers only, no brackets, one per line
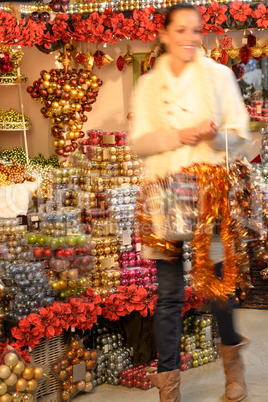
129,3,251,402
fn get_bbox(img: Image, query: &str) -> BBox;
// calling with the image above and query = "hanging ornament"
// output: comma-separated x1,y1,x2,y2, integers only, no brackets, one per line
227,40,239,59
219,33,233,51
62,50,70,74
93,51,104,69
239,45,252,65
219,49,228,65
123,46,134,66
251,45,263,59
211,39,222,62
102,53,113,66
245,33,256,48
232,63,245,81
201,45,208,56
75,52,87,65
116,55,125,71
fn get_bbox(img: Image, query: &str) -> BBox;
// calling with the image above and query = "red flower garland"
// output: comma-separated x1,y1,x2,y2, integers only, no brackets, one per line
0,4,267,47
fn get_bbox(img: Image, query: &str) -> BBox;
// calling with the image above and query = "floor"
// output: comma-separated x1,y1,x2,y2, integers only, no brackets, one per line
75,308,268,402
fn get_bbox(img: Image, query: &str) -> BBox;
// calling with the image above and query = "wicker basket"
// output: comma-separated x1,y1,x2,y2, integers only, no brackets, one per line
30,331,68,401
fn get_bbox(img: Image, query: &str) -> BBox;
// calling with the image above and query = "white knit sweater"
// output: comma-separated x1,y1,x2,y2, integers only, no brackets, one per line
130,51,250,180
129,51,251,262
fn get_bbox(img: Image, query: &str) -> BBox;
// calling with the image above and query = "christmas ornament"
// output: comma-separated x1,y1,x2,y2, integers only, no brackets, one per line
116,56,125,72
27,65,102,159
227,41,239,59
211,39,222,62
123,46,134,66
239,45,252,65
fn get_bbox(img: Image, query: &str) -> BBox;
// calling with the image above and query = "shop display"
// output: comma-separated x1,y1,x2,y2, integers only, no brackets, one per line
0,109,31,131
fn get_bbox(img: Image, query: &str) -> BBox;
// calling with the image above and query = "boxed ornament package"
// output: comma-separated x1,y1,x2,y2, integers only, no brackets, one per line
51,335,97,401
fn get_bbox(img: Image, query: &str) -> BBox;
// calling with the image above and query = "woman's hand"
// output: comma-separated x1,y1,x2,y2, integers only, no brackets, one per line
178,120,217,145
178,127,201,145
198,119,217,141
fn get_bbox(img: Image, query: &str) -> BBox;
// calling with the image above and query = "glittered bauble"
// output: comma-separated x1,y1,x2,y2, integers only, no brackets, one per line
15,378,28,392
0,366,11,380
10,392,23,402
227,46,239,59
251,45,262,59
123,52,134,66
22,368,34,380
4,353,19,367
23,394,34,402
4,372,17,386
211,46,222,62
26,379,37,391
12,362,25,375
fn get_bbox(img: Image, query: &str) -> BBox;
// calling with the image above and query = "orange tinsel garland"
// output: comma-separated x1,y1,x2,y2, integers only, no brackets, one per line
182,164,239,301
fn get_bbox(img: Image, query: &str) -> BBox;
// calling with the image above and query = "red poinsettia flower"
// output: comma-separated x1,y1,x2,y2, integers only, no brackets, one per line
207,1,228,25
46,301,71,333
181,286,204,316
102,294,121,321
252,3,268,28
198,5,211,26
68,298,87,328
72,16,96,44
29,308,59,340
0,340,9,355
116,284,147,315
76,302,99,331
11,318,42,349
102,7,117,28
230,1,252,22
153,13,165,30
93,25,113,45
86,287,102,305
210,24,224,35
202,23,212,35
135,293,158,318
41,31,54,50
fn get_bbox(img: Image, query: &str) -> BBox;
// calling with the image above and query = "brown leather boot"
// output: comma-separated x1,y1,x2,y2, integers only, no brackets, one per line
220,336,250,402
148,369,181,402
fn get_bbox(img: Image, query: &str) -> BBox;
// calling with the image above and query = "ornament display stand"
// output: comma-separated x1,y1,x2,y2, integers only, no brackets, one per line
0,81,29,164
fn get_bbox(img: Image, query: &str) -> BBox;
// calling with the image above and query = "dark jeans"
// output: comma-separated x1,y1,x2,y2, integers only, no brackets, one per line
155,257,241,373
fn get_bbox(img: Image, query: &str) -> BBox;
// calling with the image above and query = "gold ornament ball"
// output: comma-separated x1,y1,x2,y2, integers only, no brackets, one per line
23,394,34,402
0,366,11,380
11,392,23,402
0,382,7,396
70,340,80,350
84,382,93,392
42,81,50,89
43,73,51,81
61,391,70,401
4,373,17,386
15,378,28,392
91,74,98,82
27,379,37,391
0,394,12,402
12,362,25,375
77,380,85,391
85,371,92,382
4,353,19,367
33,367,44,380
22,368,34,380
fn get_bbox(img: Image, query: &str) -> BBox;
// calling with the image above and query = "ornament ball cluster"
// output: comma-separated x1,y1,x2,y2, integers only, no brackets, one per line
27,68,102,158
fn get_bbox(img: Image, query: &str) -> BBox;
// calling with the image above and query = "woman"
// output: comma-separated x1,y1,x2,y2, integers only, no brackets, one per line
130,4,251,402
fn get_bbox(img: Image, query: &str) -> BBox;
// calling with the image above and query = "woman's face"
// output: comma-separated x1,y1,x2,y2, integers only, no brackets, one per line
161,9,202,63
